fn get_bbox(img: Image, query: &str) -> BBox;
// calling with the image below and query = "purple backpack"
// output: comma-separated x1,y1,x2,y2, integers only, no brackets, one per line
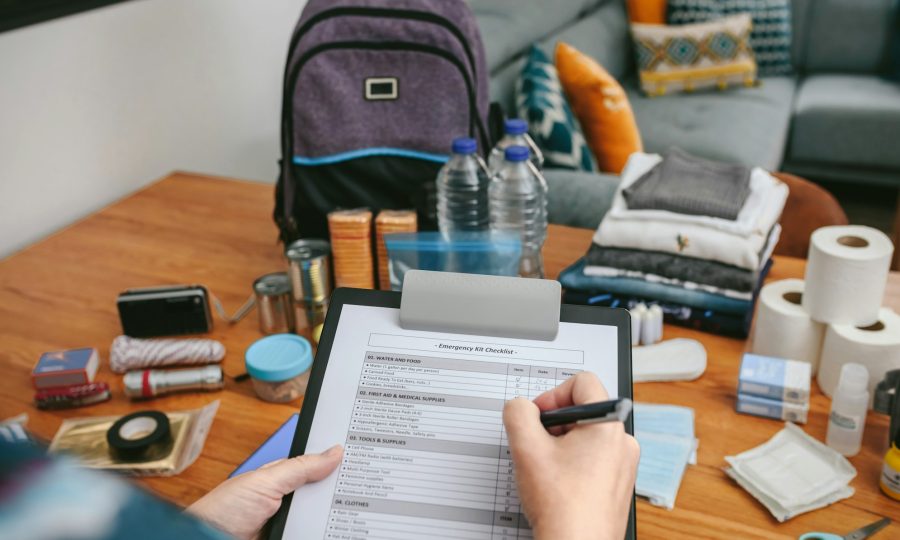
274,0,491,242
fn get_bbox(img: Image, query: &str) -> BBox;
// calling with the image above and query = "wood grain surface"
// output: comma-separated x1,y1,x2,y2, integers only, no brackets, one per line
1,173,899,538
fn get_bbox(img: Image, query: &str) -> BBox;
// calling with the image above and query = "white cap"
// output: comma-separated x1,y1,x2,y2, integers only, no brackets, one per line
837,363,869,394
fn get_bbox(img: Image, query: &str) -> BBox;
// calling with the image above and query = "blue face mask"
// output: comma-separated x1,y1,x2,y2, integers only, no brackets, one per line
633,403,698,509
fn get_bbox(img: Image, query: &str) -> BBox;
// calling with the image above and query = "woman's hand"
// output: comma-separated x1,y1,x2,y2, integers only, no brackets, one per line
187,445,342,540
503,373,639,540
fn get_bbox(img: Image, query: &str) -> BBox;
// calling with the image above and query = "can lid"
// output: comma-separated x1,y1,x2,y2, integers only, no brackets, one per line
245,334,312,382
451,137,477,154
504,145,530,162
285,238,331,261
253,272,292,296
504,118,528,135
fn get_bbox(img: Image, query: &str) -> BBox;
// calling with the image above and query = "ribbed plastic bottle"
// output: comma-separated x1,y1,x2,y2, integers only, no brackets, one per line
488,119,544,173
489,145,548,278
826,363,869,457
436,137,491,233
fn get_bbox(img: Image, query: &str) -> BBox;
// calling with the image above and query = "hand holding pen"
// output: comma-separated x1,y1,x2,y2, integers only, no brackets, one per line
540,397,632,429
503,372,639,540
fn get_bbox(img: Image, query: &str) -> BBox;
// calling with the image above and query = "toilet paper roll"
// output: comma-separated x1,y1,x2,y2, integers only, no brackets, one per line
803,225,893,326
750,279,826,374
818,307,900,408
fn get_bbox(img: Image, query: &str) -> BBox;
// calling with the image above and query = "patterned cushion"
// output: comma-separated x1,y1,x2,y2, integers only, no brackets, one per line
667,0,793,76
515,45,596,172
632,14,758,96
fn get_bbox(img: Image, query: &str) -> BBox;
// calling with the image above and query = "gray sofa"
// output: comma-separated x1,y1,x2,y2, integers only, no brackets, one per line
471,0,900,229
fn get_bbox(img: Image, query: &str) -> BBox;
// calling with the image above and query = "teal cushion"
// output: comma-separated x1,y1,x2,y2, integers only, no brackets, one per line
667,0,793,76
515,45,595,172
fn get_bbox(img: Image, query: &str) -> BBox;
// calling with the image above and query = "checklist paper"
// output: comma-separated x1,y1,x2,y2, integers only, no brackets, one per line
282,304,620,539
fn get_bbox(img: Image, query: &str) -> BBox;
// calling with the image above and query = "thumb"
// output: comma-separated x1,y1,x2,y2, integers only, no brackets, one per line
503,398,550,460
260,444,343,495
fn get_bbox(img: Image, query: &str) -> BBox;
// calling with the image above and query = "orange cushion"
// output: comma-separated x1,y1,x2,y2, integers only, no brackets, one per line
555,42,643,175
627,0,667,24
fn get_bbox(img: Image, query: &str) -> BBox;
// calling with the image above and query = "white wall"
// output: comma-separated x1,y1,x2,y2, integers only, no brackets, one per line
0,0,305,258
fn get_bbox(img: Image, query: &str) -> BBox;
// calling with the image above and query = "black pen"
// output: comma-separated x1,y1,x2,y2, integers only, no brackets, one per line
539,398,633,428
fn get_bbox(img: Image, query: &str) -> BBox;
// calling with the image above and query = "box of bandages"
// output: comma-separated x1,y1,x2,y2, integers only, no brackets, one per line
735,393,809,423
738,353,810,405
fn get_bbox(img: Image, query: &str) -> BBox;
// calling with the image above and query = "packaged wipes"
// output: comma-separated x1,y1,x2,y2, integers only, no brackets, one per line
633,403,698,509
724,423,856,521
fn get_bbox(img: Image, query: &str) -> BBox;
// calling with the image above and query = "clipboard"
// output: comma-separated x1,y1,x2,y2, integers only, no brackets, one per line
268,270,635,540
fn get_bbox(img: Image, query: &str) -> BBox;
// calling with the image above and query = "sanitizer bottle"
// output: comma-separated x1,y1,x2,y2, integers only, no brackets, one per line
826,363,869,457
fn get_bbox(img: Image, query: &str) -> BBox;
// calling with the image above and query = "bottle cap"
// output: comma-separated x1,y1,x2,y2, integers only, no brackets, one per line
504,145,530,162
451,137,477,154
245,334,313,382
837,362,869,395
504,118,528,135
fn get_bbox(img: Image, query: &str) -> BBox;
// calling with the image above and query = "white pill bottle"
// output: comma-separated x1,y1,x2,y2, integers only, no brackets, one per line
826,363,869,456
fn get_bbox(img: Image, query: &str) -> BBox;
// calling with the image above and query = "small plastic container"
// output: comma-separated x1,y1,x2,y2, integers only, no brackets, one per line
826,362,869,456
245,334,313,403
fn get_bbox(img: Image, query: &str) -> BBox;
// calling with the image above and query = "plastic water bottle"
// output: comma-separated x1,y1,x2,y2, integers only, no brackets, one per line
436,137,491,233
489,145,548,278
488,118,544,173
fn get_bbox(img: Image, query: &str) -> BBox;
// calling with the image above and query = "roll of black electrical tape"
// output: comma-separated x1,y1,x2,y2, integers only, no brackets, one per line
107,410,172,462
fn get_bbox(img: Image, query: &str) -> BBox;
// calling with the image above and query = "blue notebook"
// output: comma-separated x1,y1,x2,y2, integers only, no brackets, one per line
230,414,298,478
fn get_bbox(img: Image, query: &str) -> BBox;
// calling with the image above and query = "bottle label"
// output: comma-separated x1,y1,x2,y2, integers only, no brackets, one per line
829,410,860,430
882,463,900,493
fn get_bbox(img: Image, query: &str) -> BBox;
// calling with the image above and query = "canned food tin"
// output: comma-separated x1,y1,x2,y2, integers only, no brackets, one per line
254,272,294,334
285,239,332,329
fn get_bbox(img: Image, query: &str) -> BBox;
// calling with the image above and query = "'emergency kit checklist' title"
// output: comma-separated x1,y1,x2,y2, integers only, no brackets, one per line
437,343,516,355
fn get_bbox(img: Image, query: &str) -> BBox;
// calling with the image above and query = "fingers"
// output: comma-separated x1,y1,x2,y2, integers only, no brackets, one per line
532,372,609,411
258,458,286,470
260,444,343,495
503,397,551,456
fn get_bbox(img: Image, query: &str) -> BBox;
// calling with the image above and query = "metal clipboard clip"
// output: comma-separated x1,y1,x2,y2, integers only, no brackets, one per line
398,270,561,341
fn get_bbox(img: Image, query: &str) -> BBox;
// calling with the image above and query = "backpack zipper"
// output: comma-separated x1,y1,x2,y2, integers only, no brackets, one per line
283,7,479,91
281,40,489,225
279,7,483,174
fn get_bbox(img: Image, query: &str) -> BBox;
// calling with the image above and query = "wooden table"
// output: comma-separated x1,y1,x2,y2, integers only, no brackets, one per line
1,173,898,539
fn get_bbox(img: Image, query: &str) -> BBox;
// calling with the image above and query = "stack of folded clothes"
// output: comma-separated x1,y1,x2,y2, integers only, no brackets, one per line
559,149,788,337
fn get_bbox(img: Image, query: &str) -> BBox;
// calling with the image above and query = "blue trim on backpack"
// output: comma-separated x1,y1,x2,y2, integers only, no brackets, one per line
293,147,449,166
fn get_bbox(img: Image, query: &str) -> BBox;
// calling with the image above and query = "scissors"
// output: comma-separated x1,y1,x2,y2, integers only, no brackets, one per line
799,517,890,540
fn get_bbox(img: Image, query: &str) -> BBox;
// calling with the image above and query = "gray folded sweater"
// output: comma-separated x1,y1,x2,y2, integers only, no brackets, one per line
622,148,751,220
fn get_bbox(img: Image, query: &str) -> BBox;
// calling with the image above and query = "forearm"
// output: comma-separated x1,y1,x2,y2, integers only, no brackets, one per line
531,511,622,540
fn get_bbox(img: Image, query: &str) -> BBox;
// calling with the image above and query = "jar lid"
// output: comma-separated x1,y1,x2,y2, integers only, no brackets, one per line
245,334,312,382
